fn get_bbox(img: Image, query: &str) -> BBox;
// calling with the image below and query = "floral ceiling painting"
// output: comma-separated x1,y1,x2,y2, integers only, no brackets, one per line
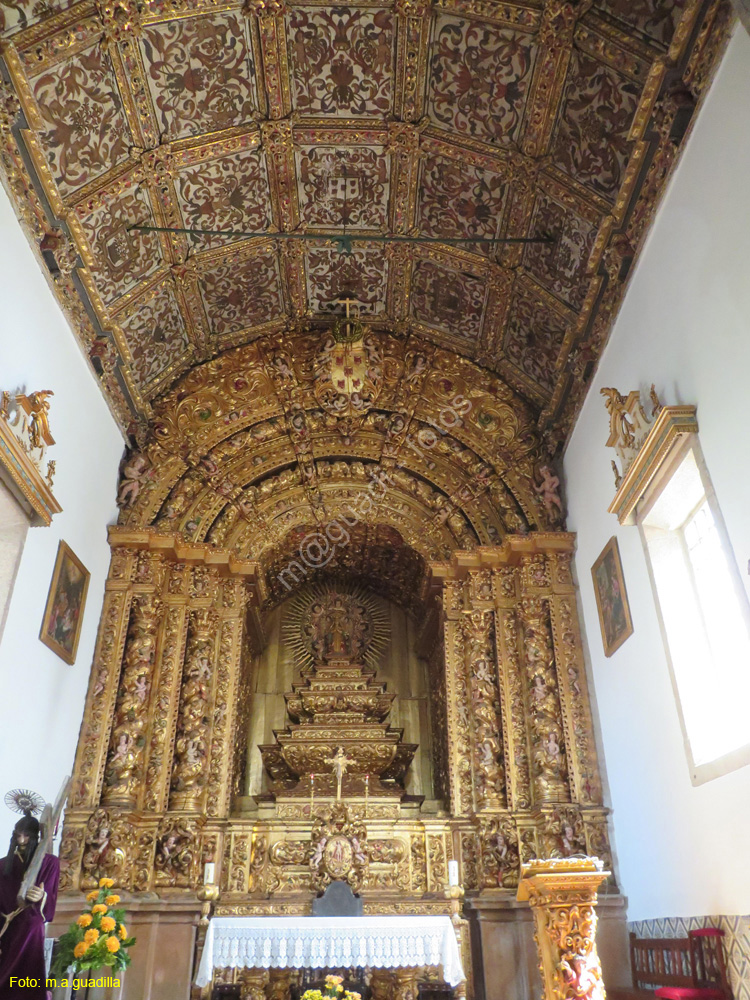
0,0,732,445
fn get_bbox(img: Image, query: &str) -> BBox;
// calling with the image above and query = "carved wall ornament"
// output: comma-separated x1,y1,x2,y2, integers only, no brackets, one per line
154,818,203,887
0,389,61,524
479,817,520,889
602,387,699,524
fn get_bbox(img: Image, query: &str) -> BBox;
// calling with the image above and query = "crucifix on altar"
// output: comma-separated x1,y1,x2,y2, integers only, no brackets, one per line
324,746,354,801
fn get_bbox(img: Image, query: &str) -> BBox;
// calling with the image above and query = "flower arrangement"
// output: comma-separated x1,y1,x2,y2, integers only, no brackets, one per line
301,974,362,1000
51,878,136,974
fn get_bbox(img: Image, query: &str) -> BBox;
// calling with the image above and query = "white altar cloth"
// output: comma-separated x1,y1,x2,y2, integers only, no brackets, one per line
195,915,465,988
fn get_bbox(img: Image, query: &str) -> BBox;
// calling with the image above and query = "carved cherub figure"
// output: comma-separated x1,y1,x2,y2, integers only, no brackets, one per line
117,451,151,507
534,465,563,518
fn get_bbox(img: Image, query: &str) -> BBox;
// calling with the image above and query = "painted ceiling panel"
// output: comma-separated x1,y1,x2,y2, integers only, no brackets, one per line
410,258,487,341
287,7,395,117
30,43,131,197
199,252,284,336
427,14,538,144
140,12,258,139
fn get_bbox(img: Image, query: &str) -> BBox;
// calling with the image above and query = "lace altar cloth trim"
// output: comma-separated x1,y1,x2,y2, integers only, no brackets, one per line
195,915,465,987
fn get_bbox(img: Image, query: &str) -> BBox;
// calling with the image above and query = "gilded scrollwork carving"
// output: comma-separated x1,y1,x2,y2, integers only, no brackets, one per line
309,803,369,893
81,808,135,888
518,859,609,1000
542,807,586,859
479,817,520,889
154,817,203,887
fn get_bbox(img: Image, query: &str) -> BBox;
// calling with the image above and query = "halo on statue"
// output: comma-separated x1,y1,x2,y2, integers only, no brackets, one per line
283,581,389,672
4,787,45,816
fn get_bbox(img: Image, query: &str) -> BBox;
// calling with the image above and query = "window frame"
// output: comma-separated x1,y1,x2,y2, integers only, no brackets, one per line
636,434,750,785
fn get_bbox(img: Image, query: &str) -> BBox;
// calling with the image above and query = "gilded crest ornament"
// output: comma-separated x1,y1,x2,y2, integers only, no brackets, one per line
309,803,369,893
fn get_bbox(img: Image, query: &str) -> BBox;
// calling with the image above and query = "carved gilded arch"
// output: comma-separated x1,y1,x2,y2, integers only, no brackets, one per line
116,334,559,561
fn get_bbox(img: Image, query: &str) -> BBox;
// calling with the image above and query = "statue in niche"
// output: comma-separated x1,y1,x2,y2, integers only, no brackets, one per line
306,592,371,661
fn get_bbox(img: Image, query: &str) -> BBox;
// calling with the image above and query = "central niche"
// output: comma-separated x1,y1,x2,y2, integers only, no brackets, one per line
239,583,436,808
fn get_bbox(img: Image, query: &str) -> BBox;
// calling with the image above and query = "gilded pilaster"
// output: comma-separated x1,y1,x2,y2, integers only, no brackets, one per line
69,546,135,811
143,564,190,812
443,611,472,816
548,554,602,805
495,603,532,812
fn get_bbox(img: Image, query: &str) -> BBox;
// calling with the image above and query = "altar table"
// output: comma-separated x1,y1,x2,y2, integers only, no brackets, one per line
195,915,465,988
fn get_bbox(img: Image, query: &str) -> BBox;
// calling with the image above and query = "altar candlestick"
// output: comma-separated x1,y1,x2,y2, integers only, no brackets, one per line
448,860,459,886
310,773,315,817
365,774,369,818
203,862,215,885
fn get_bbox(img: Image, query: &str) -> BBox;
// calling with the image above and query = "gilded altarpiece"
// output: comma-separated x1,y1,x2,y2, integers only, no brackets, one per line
58,528,612,999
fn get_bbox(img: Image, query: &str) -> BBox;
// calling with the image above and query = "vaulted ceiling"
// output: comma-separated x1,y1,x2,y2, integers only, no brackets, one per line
0,0,732,446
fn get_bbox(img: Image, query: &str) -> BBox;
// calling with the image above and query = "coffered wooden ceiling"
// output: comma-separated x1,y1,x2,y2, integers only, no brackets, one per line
0,0,731,443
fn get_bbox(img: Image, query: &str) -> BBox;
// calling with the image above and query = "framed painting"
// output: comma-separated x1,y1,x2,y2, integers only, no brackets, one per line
39,540,90,664
591,536,633,657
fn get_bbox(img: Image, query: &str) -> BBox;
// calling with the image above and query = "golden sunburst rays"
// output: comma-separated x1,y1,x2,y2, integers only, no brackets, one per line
282,580,390,673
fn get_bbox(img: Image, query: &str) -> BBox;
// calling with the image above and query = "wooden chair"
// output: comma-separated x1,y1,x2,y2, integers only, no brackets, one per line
654,929,732,1000
608,933,693,1000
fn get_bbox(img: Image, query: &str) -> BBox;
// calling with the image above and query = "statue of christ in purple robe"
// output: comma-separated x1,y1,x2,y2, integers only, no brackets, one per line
0,813,59,999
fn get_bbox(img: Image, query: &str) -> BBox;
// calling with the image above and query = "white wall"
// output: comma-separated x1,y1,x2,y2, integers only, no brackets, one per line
565,26,750,922
0,182,123,848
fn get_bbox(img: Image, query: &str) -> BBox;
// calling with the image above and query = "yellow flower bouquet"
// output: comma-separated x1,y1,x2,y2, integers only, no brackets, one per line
301,975,362,1000
51,878,135,974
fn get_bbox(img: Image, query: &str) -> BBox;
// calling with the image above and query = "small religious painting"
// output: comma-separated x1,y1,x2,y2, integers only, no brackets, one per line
40,540,90,664
591,537,633,657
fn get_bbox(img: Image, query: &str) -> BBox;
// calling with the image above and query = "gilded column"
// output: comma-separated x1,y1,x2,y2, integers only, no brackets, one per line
206,578,246,817
102,591,162,806
519,596,569,803
170,606,220,811
463,609,506,810
443,581,473,815
517,857,609,1000
143,561,191,811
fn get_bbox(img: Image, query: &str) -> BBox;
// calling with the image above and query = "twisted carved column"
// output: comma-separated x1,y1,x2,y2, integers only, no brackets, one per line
170,607,219,810
519,596,570,803
102,593,162,806
464,609,506,810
